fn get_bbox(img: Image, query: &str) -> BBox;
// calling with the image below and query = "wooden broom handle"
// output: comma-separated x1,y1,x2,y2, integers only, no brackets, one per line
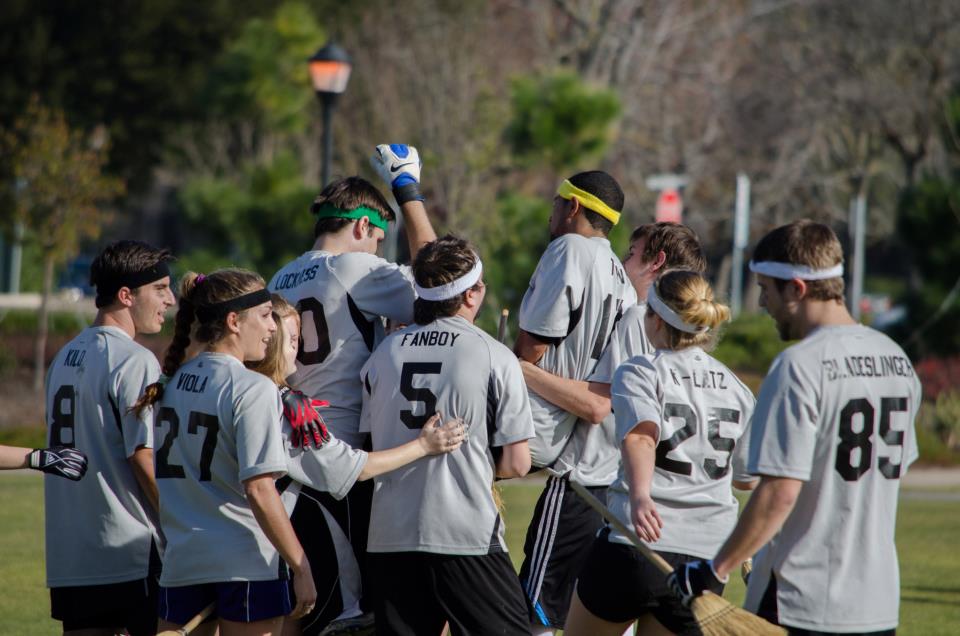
569,480,675,575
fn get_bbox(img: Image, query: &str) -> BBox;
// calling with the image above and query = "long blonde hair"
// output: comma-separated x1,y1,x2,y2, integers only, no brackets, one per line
247,294,299,388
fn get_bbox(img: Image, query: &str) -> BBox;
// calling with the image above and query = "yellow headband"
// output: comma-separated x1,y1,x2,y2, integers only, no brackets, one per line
556,179,621,225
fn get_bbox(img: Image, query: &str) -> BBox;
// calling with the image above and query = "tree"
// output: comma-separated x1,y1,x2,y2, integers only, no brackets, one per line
2,97,124,389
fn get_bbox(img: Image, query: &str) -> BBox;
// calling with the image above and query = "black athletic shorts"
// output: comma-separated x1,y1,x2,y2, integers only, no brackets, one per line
50,540,161,636
518,475,606,628
757,574,896,636
369,551,531,636
289,480,373,635
576,529,722,635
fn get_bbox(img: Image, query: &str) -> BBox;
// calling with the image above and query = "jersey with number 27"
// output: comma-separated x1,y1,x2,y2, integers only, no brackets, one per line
44,326,160,587
270,250,416,448
156,353,288,586
744,325,920,633
519,234,636,467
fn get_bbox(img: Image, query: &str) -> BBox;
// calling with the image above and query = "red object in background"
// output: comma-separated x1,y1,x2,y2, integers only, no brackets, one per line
656,188,683,223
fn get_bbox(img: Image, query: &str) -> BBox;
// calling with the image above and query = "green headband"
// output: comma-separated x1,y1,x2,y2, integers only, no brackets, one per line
314,204,390,232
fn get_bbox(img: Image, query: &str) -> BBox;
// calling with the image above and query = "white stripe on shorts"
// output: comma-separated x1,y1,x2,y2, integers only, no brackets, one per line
525,476,565,601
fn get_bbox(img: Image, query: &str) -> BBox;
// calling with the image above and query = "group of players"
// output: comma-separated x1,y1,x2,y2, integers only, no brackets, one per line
10,142,921,636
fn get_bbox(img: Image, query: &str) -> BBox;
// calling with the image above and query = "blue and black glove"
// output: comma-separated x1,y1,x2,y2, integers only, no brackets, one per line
667,558,728,607
370,143,424,204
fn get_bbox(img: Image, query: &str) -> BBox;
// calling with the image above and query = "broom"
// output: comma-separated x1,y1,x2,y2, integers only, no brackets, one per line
569,481,785,636
156,601,215,636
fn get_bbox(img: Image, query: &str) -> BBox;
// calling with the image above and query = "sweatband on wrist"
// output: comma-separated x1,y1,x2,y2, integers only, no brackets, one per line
195,288,273,323
557,179,621,225
313,203,390,232
393,183,424,205
414,258,483,301
94,262,171,308
748,260,844,280
648,285,709,334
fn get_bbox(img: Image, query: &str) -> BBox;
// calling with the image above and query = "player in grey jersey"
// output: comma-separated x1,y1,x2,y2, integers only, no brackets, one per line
246,294,465,635
269,145,437,632
134,269,317,635
565,270,756,636
515,170,639,634
360,235,534,636
671,221,921,636
521,223,707,485
43,240,174,636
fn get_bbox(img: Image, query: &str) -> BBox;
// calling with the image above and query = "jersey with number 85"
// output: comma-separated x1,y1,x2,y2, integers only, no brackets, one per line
744,325,920,633
608,347,756,558
155,352,288,586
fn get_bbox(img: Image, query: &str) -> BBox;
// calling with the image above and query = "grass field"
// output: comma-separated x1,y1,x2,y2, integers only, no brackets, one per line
2,475,958,635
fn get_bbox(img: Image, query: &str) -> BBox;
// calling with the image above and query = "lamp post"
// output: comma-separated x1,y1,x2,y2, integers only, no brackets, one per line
308,42,352,187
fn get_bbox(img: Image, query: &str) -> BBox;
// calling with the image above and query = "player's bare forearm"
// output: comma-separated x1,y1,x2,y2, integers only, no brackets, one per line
622,423,658,498
359,440,425,480
712,475,802,579
0,446,32,470
245,474,310,576
623,422,662,541
0,444,30,469
513,330,548,365
519,361,611,423
128,446,160,512
496,440,531,479
401,200,436,259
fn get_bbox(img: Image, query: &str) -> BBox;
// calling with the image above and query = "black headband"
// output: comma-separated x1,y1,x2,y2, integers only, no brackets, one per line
94,262,171,308
195,288,272,323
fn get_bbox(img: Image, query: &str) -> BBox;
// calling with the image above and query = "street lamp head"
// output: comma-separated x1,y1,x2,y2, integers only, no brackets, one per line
308,42,352,95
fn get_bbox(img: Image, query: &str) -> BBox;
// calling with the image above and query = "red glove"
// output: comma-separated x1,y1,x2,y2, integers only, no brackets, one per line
282,388,331,449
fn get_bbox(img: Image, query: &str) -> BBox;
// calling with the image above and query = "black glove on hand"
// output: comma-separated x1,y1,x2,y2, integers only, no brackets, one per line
667,558,728,607
29,446,88,481
282,389,332,449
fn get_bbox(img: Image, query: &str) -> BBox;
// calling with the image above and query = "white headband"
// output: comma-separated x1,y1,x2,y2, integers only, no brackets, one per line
415,258,483,301
647,286,709,334
749,260,844,280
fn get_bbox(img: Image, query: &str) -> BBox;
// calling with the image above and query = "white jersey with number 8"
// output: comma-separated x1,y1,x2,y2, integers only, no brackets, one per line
744,324,920,633
609,347,756,558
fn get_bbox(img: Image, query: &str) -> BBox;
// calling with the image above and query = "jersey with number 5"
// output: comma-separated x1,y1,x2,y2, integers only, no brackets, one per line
608,347,756,557
744,325,920,633
270,250,416,448
359,315,535,555
519,234,637,467
156,352,288,586
44,326,160,587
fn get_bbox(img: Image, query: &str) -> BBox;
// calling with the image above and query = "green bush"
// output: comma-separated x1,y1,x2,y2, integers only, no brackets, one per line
933,390,960,449
713,313,789,375
0,426,46,449
0,310,90,336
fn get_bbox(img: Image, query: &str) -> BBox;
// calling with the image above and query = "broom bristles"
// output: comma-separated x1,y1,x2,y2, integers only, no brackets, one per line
691,592,786,636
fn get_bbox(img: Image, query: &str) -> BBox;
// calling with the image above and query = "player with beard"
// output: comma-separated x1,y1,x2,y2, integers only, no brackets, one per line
670,220,921,636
